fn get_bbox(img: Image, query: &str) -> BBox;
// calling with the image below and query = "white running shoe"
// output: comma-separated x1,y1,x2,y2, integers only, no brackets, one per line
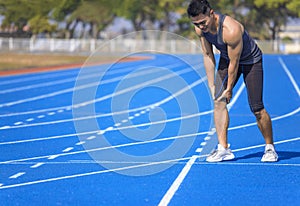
261,144,278,162
206,144,235,162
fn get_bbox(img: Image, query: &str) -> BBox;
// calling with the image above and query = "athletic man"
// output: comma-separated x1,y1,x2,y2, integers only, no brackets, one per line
187,0,278,162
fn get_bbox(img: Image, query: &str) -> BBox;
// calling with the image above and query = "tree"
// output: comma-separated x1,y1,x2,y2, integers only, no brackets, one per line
69,0,115,39
51,0,82,38
0,0,57,37
115,0,155,31
253,0,300,41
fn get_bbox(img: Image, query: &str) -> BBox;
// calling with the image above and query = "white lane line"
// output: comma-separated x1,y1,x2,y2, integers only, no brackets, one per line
87,136,96,140
0,105,298,147
0,126,11,129
278,57,300,96
37,115,45,119
158,155,198,206
30,162,45,168
114,123,121,127
0,62,193,108
48,155,60,160
0,132,210,164
0,71,205,131
194,162,300,167
62,147,74,153
0,157,189,190
14,122,23,126
1,137,300,190
0,69,77,87
76,141,86,145
159,82,245,206
9,172,26,179
0,59,153,92
159,56,300,205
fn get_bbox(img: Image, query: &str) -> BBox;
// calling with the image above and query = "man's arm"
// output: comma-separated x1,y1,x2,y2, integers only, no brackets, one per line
217,18,243,103
195,26,216,97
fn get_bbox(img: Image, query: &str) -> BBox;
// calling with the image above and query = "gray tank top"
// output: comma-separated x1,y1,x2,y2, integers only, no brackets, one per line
203,13,262,65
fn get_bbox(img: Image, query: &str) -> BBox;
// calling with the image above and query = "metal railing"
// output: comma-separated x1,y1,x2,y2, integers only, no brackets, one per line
0,37,299,54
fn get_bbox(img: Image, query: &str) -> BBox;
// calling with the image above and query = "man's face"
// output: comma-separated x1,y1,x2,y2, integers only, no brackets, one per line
191,10,212,33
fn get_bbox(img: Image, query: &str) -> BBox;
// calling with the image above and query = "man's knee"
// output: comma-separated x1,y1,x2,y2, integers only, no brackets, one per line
254,108,265,121
214,100,227,111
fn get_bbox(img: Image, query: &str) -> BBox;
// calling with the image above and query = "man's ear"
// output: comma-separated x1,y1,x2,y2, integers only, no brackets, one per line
209,9,214,16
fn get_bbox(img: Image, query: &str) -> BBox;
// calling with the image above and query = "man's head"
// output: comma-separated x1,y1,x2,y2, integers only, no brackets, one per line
187,0,214,32
187,0,212,18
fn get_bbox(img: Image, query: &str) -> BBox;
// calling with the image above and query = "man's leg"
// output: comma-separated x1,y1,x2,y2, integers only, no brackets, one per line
206,99,234,162
214,100,229,148
243,60,278,162
206,58,236,162
254,108,274,144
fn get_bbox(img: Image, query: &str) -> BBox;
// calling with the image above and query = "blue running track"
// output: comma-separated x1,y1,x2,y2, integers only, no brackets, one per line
0,53,299,205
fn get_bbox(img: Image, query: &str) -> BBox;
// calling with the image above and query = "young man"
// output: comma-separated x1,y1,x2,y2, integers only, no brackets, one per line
187,0,278,162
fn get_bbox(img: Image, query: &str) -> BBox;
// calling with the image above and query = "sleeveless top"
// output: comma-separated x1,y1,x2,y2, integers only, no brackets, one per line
203,13,262,65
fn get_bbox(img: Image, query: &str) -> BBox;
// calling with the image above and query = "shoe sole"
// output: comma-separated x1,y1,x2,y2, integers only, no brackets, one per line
261,158,278,162
206,154,235,163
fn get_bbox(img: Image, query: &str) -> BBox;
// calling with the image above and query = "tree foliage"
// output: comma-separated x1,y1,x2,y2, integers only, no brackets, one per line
0,0,298,40
0,0,57,36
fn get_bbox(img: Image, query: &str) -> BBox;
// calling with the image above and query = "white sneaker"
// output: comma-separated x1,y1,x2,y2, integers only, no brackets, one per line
261,144,278,162
206,144,235,162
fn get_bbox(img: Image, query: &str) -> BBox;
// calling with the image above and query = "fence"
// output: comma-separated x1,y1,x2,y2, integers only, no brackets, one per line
0,37,299,54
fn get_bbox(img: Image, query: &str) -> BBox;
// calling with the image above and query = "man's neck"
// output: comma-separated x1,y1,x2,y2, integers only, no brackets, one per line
209,13,219,35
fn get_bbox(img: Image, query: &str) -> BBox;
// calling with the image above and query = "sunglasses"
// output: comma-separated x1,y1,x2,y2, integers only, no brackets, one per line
192,20,207,27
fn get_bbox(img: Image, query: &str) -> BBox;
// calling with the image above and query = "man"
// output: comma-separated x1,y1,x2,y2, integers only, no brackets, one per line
187,0,278,162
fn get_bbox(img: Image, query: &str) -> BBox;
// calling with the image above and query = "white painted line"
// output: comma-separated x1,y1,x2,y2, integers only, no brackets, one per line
47,112,56,116
26,118,34,122
128,116,134,120
207,130,215,135
196,148,203,153
87,136,96,140
114,123,121,127
30,162,45,168
194,162,300,167
122,119,128,123
9,172,26,179
0,183,3,187
204,136,211,141
158,155,198,206
106,127,114,131
0,74,206,130
0,157,189,190
14,122,23,126
0,126,10,129
37,115,45,119
76,141,86,145
97,130,105,135
62,147,74,152
57,109,64,113
48,155,60,160
279,57,300,96
160,82,245,205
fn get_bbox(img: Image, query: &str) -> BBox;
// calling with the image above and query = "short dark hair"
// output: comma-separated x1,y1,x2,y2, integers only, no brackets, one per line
187,0,212,18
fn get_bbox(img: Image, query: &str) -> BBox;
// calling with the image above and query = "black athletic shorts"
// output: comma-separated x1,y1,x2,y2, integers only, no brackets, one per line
214,57,264,113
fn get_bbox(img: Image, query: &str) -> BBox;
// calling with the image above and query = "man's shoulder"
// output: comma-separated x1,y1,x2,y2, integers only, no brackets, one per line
222,15,244,42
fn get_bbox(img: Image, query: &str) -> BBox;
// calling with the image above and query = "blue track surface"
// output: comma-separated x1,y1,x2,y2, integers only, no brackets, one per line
0,53,299,205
